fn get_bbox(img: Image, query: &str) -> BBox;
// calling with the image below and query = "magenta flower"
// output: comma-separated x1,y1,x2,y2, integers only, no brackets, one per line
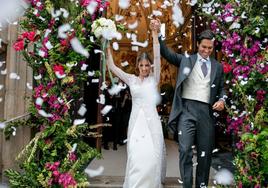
13,40,24,51
236,140,244,150
68,152,77,162
58,173,77,188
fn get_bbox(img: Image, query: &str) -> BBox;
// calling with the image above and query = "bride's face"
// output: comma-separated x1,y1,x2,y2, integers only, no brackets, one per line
138,59,151,78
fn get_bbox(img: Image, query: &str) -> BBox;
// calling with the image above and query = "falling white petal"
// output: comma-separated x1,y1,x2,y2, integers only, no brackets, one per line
212,148,219,153
118,82,127,89
60,8,69,18
143,2,150,8
90,36,95,43
44,29,52,38
100,82,108,90
214,169,234,185
38,50,46,57
85,166,104,178
108,84,122,95
51,8,61,18
115,14,124,21
0,122,6,129
78,104,87,116
34,74,42,80
45,41,53,50
121,61,129,67
101,105,113,115
128,20,138,29
35,97,44,106
112,42,119,51
0,61,5,67
96,94,105,105
73,118,86,126
70,37,89,58
66,62,78,67
172,2,184,28
71,143,77,152
229,22,241,30
187,0,197,6
241,11,247,19
131,46,139,51
201,151,206,157
38,110,53,118
152,10,162,17
131,40,148,48
86,1,98,15
81,64,88,71
1,69,7,75
9,72,19,79
55,72,66,79
119,0,130,9
183,67,190,75
91,78,99,83
94,49,104,54
126,33,131,39
58,24,71,39
184,51,190,58
178,179,183,184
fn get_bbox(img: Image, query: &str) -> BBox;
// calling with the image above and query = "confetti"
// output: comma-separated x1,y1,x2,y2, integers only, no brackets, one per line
70,37,89,58
85,166,104,178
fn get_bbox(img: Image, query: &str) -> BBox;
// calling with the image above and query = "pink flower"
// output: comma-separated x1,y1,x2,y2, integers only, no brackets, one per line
53,170,60,177
222,61,232,73
80,0,90,7
68,152,77,162
53,64,65,76
13,40,24,51
58,173,77,188
236,140,244,151
22,31,36,41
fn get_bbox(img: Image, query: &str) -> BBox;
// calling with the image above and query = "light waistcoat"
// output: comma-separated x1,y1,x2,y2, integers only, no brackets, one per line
181,61,211,103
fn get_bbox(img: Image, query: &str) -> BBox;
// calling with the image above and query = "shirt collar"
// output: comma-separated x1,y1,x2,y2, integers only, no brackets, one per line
197,53,210,63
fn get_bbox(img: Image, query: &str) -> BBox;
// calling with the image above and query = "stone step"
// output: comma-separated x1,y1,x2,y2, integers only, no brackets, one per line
88,176,217,188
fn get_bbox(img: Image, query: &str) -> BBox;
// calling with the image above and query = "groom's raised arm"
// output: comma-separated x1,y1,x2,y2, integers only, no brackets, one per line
150,19,183,67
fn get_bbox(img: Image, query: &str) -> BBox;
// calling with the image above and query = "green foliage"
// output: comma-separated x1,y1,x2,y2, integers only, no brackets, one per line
3,0,109,187
198,0,268,186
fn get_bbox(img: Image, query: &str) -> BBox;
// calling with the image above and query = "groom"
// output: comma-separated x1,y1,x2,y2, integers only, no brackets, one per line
151,20,226,187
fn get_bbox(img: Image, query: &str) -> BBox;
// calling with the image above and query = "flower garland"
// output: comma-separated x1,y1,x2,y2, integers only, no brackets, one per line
198,0,268,186
4,0,113,187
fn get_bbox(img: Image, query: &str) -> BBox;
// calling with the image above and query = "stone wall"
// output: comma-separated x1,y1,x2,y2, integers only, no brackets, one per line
0,24,32,182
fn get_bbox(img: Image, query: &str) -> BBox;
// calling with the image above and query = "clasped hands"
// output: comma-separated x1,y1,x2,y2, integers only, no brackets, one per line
149,18,161,33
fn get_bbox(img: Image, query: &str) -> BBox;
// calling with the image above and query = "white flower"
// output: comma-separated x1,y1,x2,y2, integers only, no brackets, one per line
92,18,119,40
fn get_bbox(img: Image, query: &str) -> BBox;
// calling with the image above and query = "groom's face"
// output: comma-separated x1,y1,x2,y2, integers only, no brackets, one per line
197,39,214,59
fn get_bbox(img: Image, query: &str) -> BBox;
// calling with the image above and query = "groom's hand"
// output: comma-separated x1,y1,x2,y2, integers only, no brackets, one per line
212,100,225,111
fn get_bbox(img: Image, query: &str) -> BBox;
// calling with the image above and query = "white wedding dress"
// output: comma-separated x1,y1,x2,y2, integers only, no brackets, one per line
107,33,166,188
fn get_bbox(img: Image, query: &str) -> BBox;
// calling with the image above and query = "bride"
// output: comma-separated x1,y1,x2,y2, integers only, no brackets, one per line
106,28,166,188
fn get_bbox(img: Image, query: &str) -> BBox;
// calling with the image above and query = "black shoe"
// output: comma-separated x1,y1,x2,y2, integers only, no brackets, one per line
113,145,117,150
104,144,109,150
118,141,125,145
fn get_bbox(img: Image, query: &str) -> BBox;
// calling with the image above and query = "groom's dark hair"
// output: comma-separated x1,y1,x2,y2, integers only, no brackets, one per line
197,29,215,43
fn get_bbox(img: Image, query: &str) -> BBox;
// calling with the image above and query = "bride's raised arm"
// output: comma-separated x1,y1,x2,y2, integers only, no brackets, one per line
106,45,132,85
152,30,161,84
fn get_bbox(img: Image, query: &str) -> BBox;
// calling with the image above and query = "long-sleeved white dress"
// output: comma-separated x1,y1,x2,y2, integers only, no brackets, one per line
107,32,166,188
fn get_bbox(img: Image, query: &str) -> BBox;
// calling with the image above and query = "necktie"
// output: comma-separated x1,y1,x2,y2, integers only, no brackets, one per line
201,59,208,77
